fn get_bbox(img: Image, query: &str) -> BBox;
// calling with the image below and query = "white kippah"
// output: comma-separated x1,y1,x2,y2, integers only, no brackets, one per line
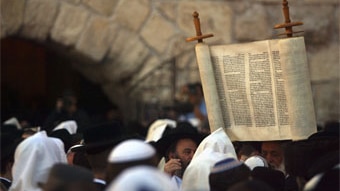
108,139,155,163
244,155,268,170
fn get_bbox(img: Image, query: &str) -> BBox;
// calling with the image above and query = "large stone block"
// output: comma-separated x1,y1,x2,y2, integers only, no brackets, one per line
309,43,339,81
295,5,334,44
114,0,150,31
177,1,233,45
75,16,113,62
312,80,340,124
51,2,90,46
20,0,59,40
141,11,178,54
235,4,271,41
106,27,150,81
82,0,118,16
1,0,25,37
155,1,177,22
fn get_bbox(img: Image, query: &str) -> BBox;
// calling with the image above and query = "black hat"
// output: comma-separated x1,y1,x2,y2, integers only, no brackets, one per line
38,163,94,189
251,167,285,191
1,124,23,162
82,121,125,155
155,122,205,157
49,129,72,153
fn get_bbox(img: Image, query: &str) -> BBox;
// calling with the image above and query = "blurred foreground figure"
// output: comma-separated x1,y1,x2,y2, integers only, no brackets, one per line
39,163,97,191
106,166,178,191
9,131,67,191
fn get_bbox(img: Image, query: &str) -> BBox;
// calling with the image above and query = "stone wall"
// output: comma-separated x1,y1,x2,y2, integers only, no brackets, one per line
1,0,339,125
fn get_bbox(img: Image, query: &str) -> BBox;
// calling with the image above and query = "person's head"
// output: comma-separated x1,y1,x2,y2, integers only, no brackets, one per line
251,167,285,191
228,179,275,191
184,83,204,105
0,124,23,179
105,166,178,191
10,131,67,191
209,157,251,191
261,141,286,173
82,121,125,178
39,163,96,191
105,139,158,183
156,122,204,177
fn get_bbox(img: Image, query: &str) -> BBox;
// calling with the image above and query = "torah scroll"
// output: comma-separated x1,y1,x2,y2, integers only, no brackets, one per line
195,37,316,141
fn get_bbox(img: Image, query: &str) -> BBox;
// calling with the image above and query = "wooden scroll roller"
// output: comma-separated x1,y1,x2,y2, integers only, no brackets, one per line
186,11,214,43
274,0,304,37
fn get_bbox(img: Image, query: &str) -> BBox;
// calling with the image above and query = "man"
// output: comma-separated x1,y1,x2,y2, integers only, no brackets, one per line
80,121,126,191
0,124,23,190
261,141,286,174
155,122,204,189
106,139,159,183
10,131,67,191
261,141,298,191
39,163,97,191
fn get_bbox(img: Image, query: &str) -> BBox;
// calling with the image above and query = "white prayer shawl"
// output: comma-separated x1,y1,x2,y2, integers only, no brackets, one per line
193,127,237,159
52,120,78,134
145,119,176,142
181,148,234,191
10,131,67,191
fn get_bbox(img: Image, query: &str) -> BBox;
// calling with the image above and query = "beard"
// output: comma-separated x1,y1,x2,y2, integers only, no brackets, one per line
173,153,191,178
270,162,286,175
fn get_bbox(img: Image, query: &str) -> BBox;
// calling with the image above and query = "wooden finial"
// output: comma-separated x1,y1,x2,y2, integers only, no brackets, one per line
274,0,303,37
186,11,214,43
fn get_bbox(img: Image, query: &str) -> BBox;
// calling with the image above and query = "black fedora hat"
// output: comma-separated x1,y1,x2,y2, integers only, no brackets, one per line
82,121,125,155
155,121,205,157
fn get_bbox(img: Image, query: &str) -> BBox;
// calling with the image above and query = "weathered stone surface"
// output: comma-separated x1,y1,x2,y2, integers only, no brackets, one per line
155,1,177,21
129,56,160,88
63,0,81,4
20,0,58,40
106,28,150,81
1,0,25,36
305,0,338,3
75,16,113,62
295,5,334,44
312,80,340,123
177,1,233,44
309,43,339,81
141,11,177,54
114,0,150,31
235,4,271,41
51,2,90,46
82,0,117,16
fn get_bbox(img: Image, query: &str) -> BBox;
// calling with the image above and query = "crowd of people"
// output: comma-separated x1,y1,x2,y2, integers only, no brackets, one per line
0,84,339,191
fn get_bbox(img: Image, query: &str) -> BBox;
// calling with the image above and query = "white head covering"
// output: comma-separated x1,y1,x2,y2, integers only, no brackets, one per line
181,148,234,191
3,117,22,129
244,155,269,170
145,119,176,142
10,131,67,191
108,139,155,163
52,120,78,134
193,127,237,159
106,166,178,191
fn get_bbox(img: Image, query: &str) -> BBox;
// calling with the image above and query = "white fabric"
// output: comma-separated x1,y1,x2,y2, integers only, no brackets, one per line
3,117,22,129
171,175,182,191
108,139,155,163
244,155,269,170
193,127,237,159
181,148,233,191
145,119,176,142
106,166,178,191
52,120,77,134
10,131,67,191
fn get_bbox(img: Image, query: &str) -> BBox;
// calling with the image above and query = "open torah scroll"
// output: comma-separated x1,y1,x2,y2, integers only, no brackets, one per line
196,37,316,141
